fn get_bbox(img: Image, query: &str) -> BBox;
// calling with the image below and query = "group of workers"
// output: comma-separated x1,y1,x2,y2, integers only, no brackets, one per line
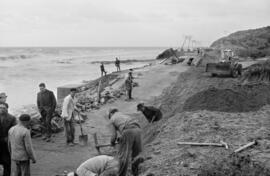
100,58,121,77
66,103,162,176
0,97,36,176
0,63,163,176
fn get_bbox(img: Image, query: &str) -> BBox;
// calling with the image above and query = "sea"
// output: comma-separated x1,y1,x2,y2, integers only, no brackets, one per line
0,47,166,113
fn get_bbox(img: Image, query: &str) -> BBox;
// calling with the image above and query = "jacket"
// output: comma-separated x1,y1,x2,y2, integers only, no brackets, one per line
77,155,118,176
8,124,36,161
37,89,57,111
0,113,17,141
0,113,16,163
125,78,132,90
141,106,162,122
110,112,140,144
61,94,76,121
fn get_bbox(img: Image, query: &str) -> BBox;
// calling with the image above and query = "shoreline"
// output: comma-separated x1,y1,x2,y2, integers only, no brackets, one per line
12,61,154,118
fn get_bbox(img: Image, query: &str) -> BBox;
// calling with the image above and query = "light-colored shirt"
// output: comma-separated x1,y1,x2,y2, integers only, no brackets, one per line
76,155,118,176
61,94,77,121
110,112,132,133
8,124,36,161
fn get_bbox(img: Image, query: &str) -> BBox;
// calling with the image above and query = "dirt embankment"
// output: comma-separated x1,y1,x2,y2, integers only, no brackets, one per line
140,67,270,176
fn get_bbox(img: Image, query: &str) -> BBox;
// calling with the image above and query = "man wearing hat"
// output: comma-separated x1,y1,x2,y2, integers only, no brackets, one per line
37,83,57,142
0,92,9,109
0,102,17,176
67,155,119,176
137,103,162,123
107,107,143,176
8,114,36,176
61,88,78,146
0,92,8,103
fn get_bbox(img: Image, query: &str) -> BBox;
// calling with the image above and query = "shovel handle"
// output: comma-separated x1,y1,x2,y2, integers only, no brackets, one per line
77,111,84,135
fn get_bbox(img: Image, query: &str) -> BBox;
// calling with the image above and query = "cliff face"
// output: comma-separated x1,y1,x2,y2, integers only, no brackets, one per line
211,26,270,58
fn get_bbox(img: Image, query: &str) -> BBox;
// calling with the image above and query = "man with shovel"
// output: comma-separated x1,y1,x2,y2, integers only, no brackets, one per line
107,107,143,176
61,88,79,146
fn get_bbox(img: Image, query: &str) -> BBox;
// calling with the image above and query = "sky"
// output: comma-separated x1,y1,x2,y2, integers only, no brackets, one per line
0,0,269,47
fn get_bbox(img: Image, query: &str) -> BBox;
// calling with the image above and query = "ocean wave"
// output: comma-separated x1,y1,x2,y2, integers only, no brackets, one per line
90,59,155,64
0,54,35,60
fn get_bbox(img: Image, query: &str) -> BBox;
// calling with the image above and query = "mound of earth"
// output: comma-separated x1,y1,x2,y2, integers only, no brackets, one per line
211,26,270,58
141,107,270,176
183,83,270,112
241,58,270,83
156,48,183,60
141,66,270,176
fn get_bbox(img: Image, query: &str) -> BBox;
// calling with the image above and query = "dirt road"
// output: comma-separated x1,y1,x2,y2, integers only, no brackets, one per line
32,63,189,176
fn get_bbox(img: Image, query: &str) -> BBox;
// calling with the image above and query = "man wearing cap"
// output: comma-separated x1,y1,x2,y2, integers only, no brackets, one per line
8,114,36,176
125,73,133,100
61,88,78,146
37,83,57,142
100,63,107,77
137,103,162,123
0,92,8,103
0,102,17,176
115,57,120,72
67,155,119,176
107,108,143,176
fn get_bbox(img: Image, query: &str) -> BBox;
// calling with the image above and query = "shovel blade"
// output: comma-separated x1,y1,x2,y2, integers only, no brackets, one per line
79,135,88,146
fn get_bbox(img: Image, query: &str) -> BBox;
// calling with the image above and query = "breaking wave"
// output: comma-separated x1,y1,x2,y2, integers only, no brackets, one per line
0,54,35,60
90,59,155,64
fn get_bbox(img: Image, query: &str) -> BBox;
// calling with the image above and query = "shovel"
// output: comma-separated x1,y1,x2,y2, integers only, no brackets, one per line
77,112,88,146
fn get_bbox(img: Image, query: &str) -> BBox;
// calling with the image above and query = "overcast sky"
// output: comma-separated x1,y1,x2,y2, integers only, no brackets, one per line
0,0,269,47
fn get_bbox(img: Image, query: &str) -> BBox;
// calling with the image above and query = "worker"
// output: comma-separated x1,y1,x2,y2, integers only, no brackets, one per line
0,92,9,109
8,114,36,176
107,107,143,176
125,73,133,100
115,58,121,72
100,63,107,77
0,92,8,104
67,155,119,176
0,102,17,176
37,83,57,142
61,88,78,146
137,103,162,123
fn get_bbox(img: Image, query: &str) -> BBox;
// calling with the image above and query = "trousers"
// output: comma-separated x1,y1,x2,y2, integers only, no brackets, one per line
11,160,30,176
64,119,75,143
118,127,142,176
40,108,54,137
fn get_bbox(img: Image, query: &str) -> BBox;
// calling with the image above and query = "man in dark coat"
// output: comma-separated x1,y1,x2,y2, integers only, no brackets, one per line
137,103,162,123
125,72,133,100
100,63,107,77
115,57,121,72
37,83,57,142
0,102,17,176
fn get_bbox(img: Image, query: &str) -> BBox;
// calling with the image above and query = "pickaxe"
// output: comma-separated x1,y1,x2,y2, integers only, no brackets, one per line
177,140,229,149
233,140,257,153
93,133,118,154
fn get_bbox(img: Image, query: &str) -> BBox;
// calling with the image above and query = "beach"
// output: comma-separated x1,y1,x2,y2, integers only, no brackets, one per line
29,57,189,175
0,47,165,113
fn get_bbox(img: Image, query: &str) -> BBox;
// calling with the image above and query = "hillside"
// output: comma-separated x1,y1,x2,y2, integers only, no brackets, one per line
141,67,270,176
211,26,270,58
